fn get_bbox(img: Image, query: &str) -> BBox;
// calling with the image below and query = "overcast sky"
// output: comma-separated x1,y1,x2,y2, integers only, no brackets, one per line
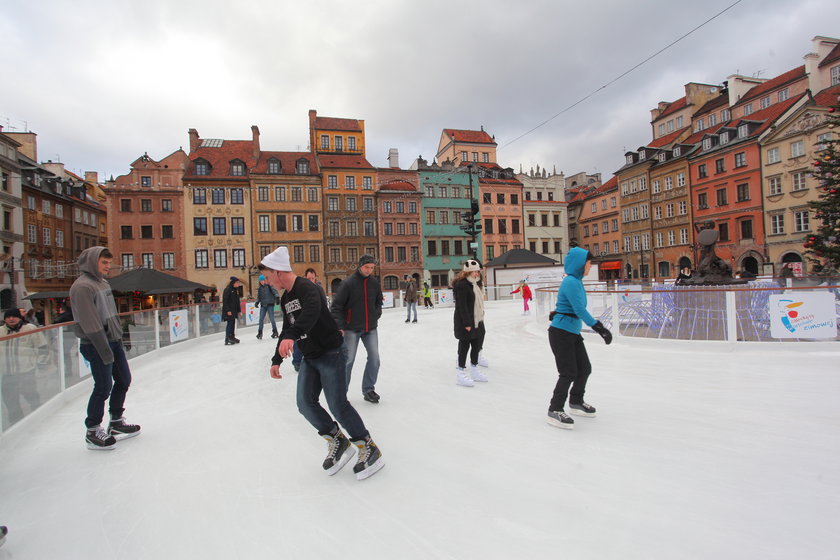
2,0,836,182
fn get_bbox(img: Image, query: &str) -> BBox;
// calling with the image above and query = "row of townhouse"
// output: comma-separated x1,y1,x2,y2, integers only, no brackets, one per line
1,128,107,313
574,35,840,280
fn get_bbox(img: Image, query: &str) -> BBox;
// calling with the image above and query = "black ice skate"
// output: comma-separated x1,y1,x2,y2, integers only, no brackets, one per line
225,338,236,345
547,410,574,430
256,331,263,339
86,426,117,450
322,430,354,475
569,402,597,417
351,436,385,480
108,417,141,440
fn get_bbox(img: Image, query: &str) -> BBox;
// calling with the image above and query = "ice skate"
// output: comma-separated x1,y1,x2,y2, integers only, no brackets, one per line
456,367,474,387
108,416,141,440
569,402,597,417
547,410,574,429
86,426,117,450
477,352,489,368
351,436,385,480
321,430,354,475
469,364,488,382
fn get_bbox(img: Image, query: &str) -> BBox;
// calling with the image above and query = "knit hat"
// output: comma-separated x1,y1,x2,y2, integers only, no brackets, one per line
463,259,481,272
358,254,377,267
229,276,240,283
259,274,266,282
4,308,23,320
261,246,293,272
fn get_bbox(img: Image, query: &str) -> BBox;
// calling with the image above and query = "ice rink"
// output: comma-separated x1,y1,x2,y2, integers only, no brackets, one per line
1,299,839,559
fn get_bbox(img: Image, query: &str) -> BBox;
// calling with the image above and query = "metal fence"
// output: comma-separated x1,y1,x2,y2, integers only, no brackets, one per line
0,303,281,434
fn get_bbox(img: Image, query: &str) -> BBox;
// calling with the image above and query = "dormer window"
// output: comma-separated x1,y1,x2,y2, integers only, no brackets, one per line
194,160,210,176
719,131,729,145
625,154,634,165
743,104,753,116
673,146,681,157
230,160,245,176
638,150,646,160
657,153,667,162
737,124,749,138
267,158,281,174
702,138,712,151
296,159,309,174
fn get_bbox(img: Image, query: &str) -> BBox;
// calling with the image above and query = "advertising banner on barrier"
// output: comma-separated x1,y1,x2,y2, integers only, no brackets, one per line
382,292,395,309
245,303,259,325
769,293,836,339
168,310,190,343
437,289,454,305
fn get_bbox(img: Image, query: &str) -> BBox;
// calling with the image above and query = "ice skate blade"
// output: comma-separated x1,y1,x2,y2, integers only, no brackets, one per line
356,458,385,480
86,441,117,450
569,408,596,417
326,447,354,476
546,418,574,430
110,430,141,441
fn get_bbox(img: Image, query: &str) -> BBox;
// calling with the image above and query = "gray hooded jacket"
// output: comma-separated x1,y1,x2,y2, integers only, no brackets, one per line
69,247,123,364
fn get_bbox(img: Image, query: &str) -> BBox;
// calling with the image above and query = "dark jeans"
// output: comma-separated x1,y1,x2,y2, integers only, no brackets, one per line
296,347,369,441
457,322,486,368
80,340,132,428
548,327,592,411
257,304,277,334
424,297,433,308
225,316,237,339
343,329,380,393
292,340,303,369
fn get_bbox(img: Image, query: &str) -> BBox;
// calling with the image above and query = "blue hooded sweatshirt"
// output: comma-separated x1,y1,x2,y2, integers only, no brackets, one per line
550,247,597,334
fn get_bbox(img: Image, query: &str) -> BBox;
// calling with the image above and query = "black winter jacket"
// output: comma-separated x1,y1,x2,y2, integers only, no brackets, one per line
330,271,383,333
221,284,241,317
272,277,343,365
452,278,483,340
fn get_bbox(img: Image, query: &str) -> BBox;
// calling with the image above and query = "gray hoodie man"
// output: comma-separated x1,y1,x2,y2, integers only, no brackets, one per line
69,247,123,365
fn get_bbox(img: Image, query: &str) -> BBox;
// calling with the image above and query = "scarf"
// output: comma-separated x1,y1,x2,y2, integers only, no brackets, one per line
468,276,485,326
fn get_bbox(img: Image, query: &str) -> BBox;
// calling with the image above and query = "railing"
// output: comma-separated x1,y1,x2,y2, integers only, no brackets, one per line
535,280,840,343
0,303,281,434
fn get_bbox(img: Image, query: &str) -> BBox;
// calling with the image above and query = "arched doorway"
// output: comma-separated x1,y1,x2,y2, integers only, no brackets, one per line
781,252,803,264
780,251,804,276
330,278,342,295
741,256,759,275
383,275,399,290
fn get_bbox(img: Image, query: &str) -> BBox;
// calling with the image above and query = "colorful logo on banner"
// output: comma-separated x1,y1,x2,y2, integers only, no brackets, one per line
621,285,642,303
382,292,395,309
437,289,454,305
169,310,190,342
245,302,259,325
769,293,837,338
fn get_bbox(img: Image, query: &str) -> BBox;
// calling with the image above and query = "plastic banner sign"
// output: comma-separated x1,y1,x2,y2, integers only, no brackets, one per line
620,285,642,303
169,310,190,343
245,303,259,325
769,293,836,339
437,289,454,305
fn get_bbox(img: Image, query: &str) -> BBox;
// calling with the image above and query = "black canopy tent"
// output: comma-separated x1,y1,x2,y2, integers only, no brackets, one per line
106,268,210,311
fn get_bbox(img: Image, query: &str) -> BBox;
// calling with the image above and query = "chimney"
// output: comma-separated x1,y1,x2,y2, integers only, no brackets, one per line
388,148,399,169
188,128,200,153
85,171,99,184
308,110,317,155
251,125,261,162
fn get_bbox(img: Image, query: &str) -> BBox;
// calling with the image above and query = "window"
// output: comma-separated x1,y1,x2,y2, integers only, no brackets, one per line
308,187,318,202
766,175,783,195
497,193,506,204
698,164,707,179
716,189,728,206
694,118,704,132
259,215,270,232
268,159,280,174
193,218,207,236
792,172,806,191
230,188,244,204
667,231,675,246
140,199,152,212
426,210,436,224
736,183,750,202
296,160,309,174
738,124,749,138
258,186,270,201
309,215,319,232
664,177,673,190
162,225,174,239
193,188,206,204
42,227,51,246
666,203,674,218
290,187,302,201
348,137,357,151
232,248,246,268
410,223,418,235
120,199,132,212
759,96,771,110
328,196,339,211
715,158,725,174
363,176,372,190
363,197,374,212
743,104,753,116
702,138,712,151
227,217,242,235
384,223,393,236
740,219,753,240
483,193,491,203
592,223,599,235
718,222,729,241
292,215,304,232
335,136,343,152
212,217,226,235
734,152,746,168
659,123,666,136
790,141,805,158
438,186,448,198
328,176,338,189
121,225,133,239
321,135,329,150
767,147,781,164
484,219,494,234
655,232,664,247
678,201,687,215
541,214,549,227
440,210,449,224
440,240,450,256
212,188,225,204
160,199,172,213
364,222,375,236
674,146,682,157
344,197,355,211
53,229,64,247
778,88,789,102
195,162,209,175
213,249,227,268
141,253,154,269
310,245,320,262
141,225,153,239
122,254,134,270
770,214,784,235
55,204,63,218
328,220,339,237
345,177,355,190
276,186,286,201
471,152,478,161
427,240,437,256
329,248,341,263
583,226,590,237
195,250,208,269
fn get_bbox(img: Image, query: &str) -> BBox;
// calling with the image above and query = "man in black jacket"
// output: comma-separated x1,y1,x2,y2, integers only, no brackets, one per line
330,255,384,403
260,246,384,481
222,277,242,345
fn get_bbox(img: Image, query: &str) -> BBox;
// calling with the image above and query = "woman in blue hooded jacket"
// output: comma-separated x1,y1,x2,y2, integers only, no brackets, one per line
546,247,612,429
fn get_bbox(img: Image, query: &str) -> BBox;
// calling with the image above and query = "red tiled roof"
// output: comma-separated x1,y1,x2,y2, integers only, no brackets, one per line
694,94,729,117
317,154,374,169
818,42,840,68
314,116,362,132
738,66,806,104
682,122,727,145
253,151,318,174
648,126,690,148
655,97,687,120
443,129,496,145
814,83,840,106
378,180,416,192
187,140,257,178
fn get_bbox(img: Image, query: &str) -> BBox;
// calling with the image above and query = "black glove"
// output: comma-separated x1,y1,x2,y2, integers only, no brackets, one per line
549,311,558,321
592,321,612,345
254,302,260,308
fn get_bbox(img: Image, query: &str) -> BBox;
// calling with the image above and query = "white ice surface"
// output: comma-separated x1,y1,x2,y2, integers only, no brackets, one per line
1,300,839,560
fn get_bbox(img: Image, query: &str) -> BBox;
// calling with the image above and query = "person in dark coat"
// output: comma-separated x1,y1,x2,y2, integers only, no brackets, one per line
452,259,489,387
330,255,383,403
222,277,242,345
404,274,418,323
255,274,279,340
674,267,692,285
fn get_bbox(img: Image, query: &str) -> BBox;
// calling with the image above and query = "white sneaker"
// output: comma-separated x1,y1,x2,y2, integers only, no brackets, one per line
469,364,488,382
456,367,474,387
477,352,489,368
